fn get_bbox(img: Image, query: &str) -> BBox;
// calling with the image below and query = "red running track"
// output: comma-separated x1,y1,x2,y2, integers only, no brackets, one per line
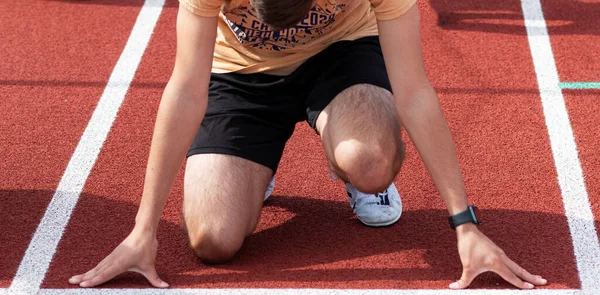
543,0,600,243
0,0,144,287
2,0,596,291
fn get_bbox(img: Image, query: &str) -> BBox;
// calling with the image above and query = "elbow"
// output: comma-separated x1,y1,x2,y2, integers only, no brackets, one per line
164,79,209,105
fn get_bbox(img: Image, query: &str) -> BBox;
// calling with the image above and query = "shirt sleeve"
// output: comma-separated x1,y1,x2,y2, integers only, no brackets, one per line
369,0,417,21
178,0,224,17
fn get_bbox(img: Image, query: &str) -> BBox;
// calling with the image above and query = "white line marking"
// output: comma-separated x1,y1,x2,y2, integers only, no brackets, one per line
36,288,585,295
4,0,595,294
520,0,600,291
7,0,165,294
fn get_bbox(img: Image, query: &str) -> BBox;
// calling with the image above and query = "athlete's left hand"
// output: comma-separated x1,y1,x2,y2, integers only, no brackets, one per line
450,223,548,289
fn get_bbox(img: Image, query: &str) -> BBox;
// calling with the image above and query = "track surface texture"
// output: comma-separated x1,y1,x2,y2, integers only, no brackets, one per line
1,0,598,293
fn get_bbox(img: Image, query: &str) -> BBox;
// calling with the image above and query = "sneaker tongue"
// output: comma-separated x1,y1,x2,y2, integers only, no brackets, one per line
356,192,381,206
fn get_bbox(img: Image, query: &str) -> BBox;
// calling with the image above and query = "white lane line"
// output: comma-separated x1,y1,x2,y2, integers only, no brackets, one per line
37,288,584,295
6,0,595,294
520,0,600,291
7,0,165,294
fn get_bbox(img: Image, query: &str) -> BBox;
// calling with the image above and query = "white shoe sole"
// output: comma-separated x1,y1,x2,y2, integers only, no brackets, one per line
359,211,402,227
347,182,402,227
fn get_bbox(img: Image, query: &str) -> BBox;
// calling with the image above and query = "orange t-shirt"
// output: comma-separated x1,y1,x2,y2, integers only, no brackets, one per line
179,0,416,75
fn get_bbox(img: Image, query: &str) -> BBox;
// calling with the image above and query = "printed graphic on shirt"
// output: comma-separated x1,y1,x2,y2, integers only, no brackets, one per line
223,0,347,51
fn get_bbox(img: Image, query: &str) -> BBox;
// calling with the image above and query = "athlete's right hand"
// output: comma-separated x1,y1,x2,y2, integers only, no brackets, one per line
68,228,169,288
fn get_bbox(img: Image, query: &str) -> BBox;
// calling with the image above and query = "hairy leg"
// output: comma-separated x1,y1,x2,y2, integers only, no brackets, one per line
183,154,272,263
316,84,405,193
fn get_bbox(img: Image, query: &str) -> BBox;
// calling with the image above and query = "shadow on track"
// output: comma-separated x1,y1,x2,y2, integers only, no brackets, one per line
430,0,599,36
4,189,581,290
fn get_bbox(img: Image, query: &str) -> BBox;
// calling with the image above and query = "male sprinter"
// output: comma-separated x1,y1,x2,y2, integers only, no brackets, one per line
69,0,548,289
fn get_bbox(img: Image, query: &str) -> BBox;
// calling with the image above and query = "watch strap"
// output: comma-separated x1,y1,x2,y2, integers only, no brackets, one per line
448,205,481,230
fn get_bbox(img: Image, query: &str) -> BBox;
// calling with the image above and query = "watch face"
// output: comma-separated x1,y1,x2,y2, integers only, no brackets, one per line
470,206,481,224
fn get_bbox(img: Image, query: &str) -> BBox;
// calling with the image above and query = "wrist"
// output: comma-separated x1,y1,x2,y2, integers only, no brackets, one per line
448,205,481,230
133,223,157,235
441,192,469,215
447,203,469,216
134,201,164,234
134,215,159,235
455,222,479,235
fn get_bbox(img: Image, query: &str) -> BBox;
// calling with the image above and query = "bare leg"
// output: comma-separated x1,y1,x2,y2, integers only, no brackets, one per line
316,84,405,193
183,154,272,263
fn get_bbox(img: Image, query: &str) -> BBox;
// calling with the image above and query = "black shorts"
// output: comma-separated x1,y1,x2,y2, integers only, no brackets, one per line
187,36,392,173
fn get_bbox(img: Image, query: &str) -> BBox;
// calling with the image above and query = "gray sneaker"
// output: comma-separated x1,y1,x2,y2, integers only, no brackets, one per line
264,176,275,201
345,182,402,227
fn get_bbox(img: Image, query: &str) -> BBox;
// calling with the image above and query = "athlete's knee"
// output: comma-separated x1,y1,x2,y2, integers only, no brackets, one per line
333,139,404,193
187,225,244,264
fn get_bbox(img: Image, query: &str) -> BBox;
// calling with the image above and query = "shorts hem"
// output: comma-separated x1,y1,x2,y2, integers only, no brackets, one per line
186,146,278,173
306,80,393,131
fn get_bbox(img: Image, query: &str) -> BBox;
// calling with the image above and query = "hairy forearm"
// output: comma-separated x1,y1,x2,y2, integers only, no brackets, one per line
134,84,208,233
377,6,468,215
396,88,468,215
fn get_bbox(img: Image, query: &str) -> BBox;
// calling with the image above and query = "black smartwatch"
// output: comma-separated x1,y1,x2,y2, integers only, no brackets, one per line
448,205,481,230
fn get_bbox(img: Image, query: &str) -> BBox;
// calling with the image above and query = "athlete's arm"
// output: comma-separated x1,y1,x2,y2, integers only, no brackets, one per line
135,3,216,240
68,5,217,288
377,4,547,289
